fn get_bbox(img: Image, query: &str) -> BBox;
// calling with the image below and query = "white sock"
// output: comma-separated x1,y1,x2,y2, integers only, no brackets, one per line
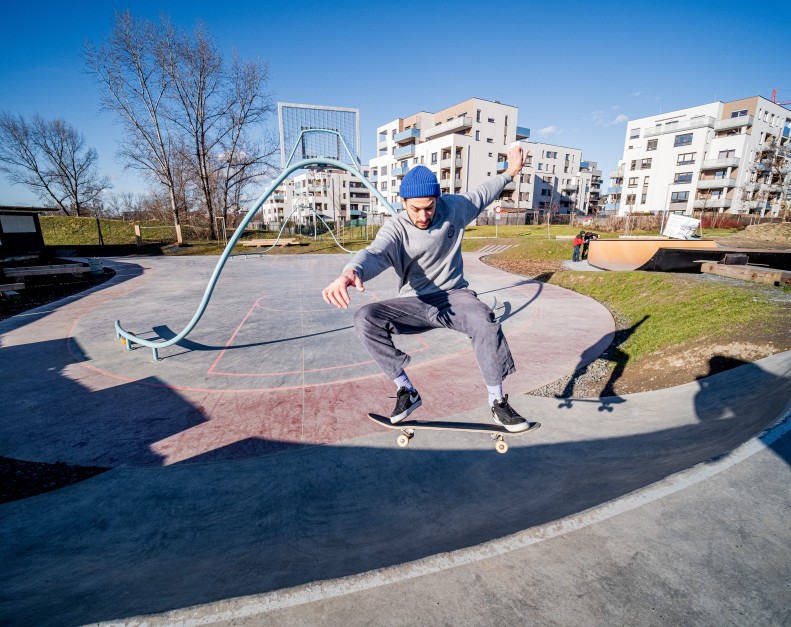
487,384,504,407
394,371,415,392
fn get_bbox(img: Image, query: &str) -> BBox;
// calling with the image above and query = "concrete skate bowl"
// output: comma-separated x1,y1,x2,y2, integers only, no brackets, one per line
4,280,791,626
587,238,719,271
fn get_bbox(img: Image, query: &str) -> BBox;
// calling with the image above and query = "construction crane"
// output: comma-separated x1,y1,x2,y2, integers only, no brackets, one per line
771,89,791,106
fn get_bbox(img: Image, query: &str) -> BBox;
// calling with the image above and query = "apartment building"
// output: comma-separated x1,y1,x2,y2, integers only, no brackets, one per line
513,141,587,213
605,96,791,216
367,98,531,216
259,168,371,228
367,98,603,218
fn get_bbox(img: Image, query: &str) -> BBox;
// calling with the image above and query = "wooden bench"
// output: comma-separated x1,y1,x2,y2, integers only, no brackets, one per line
239,238,299,247
3,264,91,278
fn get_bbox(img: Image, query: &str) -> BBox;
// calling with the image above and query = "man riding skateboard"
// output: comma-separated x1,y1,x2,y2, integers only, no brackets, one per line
322,143,530,432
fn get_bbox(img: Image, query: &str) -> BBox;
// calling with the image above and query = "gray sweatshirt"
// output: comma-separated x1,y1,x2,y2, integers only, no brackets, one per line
344,173,512,297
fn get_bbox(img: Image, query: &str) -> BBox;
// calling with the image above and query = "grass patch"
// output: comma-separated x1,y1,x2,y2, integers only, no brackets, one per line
540,271,789,364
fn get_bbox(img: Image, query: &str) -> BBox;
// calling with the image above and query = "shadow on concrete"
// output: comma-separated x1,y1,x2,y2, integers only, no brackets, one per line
554,315,649,407
1,356,788,626
0,259,145,340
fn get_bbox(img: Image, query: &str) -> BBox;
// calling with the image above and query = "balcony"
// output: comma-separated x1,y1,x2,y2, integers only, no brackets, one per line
700,157,740,170
693,198,732,209
644,116,715,138
516,126,530,139
713,115,754,132
368,174,379,183
562,183,577,193
607,186,622,194
391,165,410,177
440,179,452,190
440,157,463,169
273,194,285,201
423,115,473,139
391,183,400,194
496,161,508,172
394,144,416,159
503,181,516,191
609,168,624,179
394,128,420,144
696,178,737,189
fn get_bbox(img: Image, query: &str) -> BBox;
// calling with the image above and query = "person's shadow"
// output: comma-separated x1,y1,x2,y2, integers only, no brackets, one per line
556,315,649,409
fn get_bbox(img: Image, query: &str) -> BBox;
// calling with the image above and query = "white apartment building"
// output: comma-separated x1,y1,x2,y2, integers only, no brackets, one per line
513,141,587,213
259,168,371,228
605,96,791,216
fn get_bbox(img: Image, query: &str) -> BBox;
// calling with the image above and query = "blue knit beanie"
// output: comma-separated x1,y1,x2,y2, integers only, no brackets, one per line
400,165,440,198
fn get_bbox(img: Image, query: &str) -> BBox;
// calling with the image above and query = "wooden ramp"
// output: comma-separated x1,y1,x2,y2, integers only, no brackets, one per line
587,238,718,271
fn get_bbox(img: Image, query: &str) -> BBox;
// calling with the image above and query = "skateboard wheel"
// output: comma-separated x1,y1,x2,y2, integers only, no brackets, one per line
396,434,410,448
495,440,508,454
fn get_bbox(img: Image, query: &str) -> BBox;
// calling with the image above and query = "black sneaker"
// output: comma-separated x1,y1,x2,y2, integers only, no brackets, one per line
391,387,422,424
491,395,529,432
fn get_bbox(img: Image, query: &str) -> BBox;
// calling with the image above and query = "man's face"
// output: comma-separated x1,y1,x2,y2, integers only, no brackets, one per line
403,197,437,230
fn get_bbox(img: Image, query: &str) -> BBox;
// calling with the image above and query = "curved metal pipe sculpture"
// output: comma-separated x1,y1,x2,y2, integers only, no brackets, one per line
114,156,395,360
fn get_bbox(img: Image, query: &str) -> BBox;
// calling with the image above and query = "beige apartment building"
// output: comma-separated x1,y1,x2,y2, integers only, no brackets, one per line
604,96,791,216
368,98,600,219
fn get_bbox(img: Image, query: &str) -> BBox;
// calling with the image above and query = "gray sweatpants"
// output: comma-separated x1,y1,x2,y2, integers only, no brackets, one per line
353,288,515,386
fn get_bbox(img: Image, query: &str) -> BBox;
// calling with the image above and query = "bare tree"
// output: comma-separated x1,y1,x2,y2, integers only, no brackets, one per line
161,23,277,238
0,112,110,215
85,10,184,227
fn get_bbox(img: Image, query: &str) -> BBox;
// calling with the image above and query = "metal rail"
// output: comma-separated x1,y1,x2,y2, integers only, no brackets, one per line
114,151,394,361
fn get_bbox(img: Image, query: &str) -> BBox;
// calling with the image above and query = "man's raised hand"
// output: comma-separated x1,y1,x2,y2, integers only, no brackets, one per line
506,142,528,177
322,269,365,309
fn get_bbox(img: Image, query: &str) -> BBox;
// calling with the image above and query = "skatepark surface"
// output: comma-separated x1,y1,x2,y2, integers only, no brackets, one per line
1,253,789,626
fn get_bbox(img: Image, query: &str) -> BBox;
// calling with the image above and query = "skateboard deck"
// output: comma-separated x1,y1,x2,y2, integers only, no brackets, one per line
367,413,540,454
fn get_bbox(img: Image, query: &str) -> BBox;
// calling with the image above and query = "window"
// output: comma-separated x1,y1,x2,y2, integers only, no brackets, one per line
674,172,693,184
671,191,689,203
476,109,481,122
538,163,543,170
486,138,493,143
730,109,748,118
713,170,727,179
641,193,647,204
381,165,388,175
431,153,438,165
641,158,652,169
630,128,641,139
626,194,636,205
718,149,735,159
381,181,388,191
475,130,480,141
647,139,658,151
630,160,637,170
674,133,693,147
643,176,650,187
677,153,695,165
488,117,495,123
628,177,638,187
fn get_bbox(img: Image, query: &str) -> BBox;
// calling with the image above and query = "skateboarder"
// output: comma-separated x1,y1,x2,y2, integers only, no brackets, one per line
322,143,530,432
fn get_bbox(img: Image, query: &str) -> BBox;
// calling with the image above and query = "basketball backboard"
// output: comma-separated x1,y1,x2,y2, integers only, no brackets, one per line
278,102,360,169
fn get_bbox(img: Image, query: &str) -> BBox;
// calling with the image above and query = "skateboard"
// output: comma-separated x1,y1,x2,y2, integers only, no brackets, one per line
367,413,541,454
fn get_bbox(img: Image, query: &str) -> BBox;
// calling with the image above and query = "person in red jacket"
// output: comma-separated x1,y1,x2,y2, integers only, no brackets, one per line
572,231,584,262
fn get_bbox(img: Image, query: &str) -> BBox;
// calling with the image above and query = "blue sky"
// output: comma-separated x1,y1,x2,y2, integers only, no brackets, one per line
2,0,790,205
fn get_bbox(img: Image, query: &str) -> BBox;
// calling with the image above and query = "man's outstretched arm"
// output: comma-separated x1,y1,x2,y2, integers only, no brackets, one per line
322,268,365,309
